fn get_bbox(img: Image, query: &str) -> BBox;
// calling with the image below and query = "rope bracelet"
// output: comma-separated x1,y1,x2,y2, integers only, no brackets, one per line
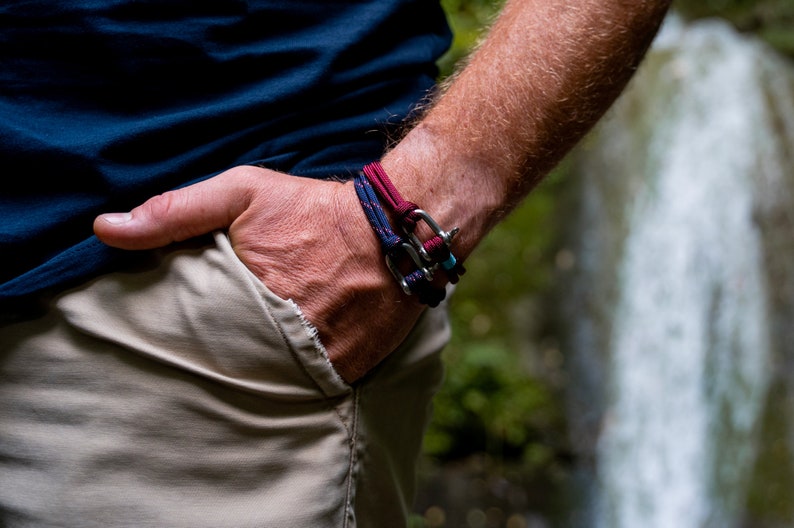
353,161,466,307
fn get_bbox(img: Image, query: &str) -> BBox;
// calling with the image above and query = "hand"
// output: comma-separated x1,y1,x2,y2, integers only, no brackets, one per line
93,165,426,383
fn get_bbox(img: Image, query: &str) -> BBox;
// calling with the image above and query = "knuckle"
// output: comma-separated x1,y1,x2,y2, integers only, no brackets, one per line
141,191,179,223
137,191,195,242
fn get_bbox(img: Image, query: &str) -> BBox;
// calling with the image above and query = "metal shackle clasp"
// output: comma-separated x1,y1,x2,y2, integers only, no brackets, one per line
385,242,435,295
404,209,460,263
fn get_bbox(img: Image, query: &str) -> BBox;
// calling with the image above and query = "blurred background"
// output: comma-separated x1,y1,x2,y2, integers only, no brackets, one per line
411,1,794,527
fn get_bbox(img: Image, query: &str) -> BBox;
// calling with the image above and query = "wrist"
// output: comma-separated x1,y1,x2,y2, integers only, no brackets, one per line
379,122,507,262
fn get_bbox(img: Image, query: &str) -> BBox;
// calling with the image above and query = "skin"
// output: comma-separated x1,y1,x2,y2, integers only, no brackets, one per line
94,0,672,383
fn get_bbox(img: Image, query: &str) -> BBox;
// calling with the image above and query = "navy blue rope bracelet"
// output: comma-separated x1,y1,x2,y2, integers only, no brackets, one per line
353,172,446,307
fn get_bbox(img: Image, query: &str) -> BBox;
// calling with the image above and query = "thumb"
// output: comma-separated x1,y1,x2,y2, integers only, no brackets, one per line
94,168,255,250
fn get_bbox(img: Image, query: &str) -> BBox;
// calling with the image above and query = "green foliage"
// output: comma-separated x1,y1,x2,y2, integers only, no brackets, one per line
423,168,569,468
437,0,504,76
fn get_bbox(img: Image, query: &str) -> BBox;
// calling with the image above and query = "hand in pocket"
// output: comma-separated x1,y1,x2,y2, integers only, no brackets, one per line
94,165,426,383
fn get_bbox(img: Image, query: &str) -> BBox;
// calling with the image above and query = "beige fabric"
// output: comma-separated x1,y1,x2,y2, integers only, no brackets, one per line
0,231,449,528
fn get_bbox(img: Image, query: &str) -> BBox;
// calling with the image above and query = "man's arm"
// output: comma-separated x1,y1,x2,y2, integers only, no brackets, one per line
383,0,671,262
95,0,671,382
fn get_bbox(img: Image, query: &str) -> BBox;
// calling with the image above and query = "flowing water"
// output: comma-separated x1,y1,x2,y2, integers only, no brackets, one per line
559,16,794,527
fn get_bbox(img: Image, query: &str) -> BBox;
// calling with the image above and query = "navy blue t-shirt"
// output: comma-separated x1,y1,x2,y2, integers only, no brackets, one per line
0,0,451,301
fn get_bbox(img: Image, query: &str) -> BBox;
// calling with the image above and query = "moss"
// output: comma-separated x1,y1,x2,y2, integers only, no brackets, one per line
744,379,794,524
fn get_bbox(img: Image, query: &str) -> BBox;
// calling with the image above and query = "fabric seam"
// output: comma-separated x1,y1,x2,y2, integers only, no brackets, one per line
342,387,361,528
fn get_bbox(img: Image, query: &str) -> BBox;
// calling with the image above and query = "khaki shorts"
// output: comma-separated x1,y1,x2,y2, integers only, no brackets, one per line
0,232,450,527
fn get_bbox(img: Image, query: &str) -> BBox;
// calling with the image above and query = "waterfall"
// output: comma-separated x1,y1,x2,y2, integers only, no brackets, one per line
558,15,794,528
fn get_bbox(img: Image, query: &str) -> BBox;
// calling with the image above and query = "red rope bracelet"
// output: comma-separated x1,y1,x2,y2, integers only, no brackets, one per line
358,161,466,302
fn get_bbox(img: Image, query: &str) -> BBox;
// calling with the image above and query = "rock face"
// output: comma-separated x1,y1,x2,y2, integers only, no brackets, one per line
557,15,794,528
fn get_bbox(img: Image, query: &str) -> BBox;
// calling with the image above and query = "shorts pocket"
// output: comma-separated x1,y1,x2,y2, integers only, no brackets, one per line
213,231,352,399
57,231,351,401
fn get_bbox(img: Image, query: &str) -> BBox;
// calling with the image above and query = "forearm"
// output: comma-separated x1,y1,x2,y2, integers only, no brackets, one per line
382,0,671,259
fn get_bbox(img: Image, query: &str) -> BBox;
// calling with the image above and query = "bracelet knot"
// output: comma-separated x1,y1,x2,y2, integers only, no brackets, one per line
354,161,466,304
